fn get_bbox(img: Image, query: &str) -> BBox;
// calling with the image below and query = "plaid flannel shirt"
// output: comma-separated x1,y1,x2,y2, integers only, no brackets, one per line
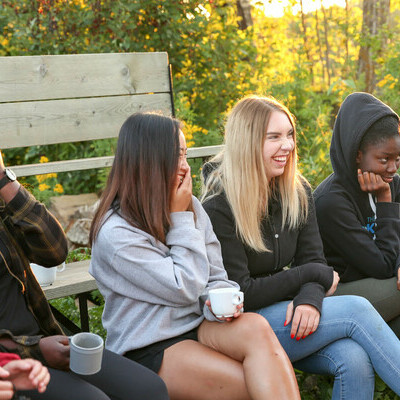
0,186,68,359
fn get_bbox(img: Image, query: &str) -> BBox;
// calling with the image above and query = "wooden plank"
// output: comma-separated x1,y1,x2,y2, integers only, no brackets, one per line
0,93,172,149
0,52,170,102
43,260,97,300
11,157,115,177
187,145,223,158
10,145,223,177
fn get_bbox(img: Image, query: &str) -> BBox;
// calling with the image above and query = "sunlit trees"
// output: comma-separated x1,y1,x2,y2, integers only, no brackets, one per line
0,0,399,187
358,0,391,92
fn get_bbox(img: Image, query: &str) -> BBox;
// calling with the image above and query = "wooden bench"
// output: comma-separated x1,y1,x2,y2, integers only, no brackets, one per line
0,52,222,332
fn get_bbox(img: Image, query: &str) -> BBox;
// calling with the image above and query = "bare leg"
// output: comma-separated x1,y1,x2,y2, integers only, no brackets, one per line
159,339,250,400
198,313,300,400
159,313,300,400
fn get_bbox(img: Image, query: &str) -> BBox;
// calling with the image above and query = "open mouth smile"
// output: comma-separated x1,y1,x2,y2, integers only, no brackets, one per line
272,156,289,166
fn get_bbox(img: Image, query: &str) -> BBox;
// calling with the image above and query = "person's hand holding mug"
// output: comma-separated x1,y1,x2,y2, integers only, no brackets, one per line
207,288,244,322
205,299,243,322
39,336,70,370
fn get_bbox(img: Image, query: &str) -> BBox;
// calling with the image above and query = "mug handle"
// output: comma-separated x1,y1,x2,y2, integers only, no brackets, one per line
232,291,244,305
57,262,66,272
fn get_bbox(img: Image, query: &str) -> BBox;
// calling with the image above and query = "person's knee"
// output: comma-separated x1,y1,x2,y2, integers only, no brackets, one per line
235,313,281,349
345,295,376,316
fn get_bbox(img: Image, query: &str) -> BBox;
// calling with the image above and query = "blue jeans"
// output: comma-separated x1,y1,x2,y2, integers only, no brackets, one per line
256,295,400,400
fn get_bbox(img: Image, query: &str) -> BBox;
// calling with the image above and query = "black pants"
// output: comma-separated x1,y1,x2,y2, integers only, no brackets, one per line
20,349,169,400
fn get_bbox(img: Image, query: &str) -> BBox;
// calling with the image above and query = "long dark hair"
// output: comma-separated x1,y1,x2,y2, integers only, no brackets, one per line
90,112,182,244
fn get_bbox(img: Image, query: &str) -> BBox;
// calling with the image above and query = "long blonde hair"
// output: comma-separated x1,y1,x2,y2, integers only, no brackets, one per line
201,95,309,252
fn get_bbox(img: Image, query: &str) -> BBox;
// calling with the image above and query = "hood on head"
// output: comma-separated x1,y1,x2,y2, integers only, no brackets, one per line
330,92,399,184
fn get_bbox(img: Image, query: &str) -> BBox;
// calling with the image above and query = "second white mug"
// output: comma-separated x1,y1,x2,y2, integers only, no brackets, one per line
30,262,66,287
208,287,244,318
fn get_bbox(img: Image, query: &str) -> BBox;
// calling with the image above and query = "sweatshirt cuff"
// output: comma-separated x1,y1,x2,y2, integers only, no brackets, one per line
293,282,325,314
298,263,334,291
203,304,223,322
376,202,400,219
170,211,195,228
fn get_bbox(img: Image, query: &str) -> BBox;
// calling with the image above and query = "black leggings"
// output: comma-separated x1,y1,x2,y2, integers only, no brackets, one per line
19,349,169,400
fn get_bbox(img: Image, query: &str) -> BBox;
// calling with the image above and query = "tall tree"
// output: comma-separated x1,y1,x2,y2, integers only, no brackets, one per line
345,0,350,68
320,0,331,87
237,0,253,29
314,8,327,84
299,0,314,83
358,0,391,92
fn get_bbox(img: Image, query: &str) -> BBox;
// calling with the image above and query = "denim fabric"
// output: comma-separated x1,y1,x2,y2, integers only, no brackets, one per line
334,276,400,338
256,295,400,400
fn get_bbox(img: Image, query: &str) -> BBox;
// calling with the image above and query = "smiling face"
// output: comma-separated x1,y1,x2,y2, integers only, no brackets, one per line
356,136,400,183
263,111,295,181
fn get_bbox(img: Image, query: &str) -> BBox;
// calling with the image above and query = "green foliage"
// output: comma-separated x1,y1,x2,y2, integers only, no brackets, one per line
51,247,106,337
50,293,107,339
66,247,91,263
296,371,333,400
3,1,400,397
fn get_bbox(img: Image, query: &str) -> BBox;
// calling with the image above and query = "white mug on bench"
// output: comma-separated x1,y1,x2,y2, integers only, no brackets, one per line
30,262,66,287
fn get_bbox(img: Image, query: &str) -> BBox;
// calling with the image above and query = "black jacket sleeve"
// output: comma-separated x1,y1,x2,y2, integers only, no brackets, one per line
315,191,400,280
290,187,334,311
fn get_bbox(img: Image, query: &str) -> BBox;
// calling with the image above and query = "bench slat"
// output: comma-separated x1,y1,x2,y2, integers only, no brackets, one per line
42,260,97,300
9,145,223,177
0,93,172,149
0,52,170,103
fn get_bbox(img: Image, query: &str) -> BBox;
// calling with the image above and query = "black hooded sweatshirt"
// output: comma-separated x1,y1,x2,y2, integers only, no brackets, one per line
314,92,400,282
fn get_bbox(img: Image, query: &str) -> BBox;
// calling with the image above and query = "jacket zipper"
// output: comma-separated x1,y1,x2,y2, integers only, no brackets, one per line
0,250,26,293
268,217,280,270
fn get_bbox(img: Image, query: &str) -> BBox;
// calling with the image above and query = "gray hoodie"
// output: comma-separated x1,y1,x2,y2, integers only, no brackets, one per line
90,196,238,355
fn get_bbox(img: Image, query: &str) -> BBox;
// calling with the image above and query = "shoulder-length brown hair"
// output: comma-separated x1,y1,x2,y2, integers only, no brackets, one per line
90,112,183,244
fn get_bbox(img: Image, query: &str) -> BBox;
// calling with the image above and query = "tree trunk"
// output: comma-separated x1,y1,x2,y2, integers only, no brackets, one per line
320,0,331,87
236,0,253,30
299,0,314,82
358,0,391,92
314,8,326,85
345,0,349,68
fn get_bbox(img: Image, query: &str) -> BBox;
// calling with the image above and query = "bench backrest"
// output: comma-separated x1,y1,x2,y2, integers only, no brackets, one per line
0,52,222,177
0,52,176,177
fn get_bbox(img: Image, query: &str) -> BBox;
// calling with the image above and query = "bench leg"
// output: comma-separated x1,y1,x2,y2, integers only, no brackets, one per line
50,304,81,334
78,292,90,332
50,293,90,333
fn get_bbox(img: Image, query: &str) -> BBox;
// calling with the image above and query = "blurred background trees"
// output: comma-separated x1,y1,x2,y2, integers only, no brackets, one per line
2,2,400,397
1,0,399,189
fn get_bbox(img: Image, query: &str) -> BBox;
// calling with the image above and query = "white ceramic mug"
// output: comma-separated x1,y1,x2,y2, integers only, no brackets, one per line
30,262,66,287
69,332,104,375
208,287,244,318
